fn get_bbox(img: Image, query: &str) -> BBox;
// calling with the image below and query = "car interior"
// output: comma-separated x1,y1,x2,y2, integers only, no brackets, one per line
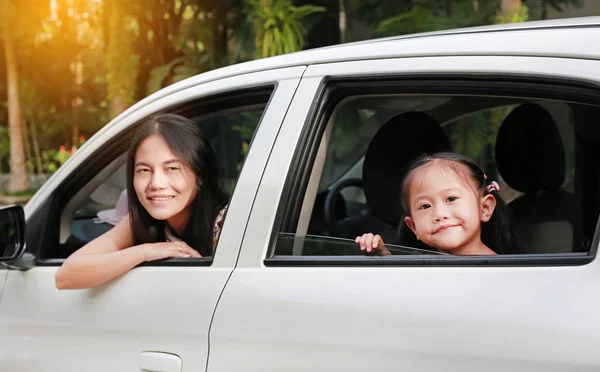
295,93,599,256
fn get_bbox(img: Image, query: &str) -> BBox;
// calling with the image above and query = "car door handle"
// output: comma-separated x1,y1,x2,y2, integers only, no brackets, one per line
138,351,182,372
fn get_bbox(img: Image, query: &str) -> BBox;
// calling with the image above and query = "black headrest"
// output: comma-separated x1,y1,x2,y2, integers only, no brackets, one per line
363,112,451,226
495,104,565,194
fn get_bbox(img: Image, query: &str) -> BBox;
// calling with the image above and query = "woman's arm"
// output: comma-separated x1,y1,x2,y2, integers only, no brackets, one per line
55,216,199,290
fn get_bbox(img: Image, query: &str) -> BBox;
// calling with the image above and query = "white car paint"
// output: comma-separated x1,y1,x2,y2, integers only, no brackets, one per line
0,67,304,371
207,56,600,372
0,18,598,372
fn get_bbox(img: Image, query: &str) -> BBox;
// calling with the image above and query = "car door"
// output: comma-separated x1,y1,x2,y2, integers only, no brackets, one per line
0,66,305,371
207,56,600,371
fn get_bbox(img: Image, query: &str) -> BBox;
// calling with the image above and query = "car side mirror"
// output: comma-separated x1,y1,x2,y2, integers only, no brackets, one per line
0,205,25,261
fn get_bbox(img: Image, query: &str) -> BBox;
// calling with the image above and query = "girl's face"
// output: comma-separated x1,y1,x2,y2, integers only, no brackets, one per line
133,134,197,233
403,161,496,255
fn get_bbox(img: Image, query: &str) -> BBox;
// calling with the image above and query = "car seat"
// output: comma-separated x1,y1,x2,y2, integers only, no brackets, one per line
495,103,582,254
336,111,451,245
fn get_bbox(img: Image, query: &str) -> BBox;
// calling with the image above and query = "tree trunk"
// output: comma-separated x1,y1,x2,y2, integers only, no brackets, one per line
20,111,33,173
339,0,347,43
29,117,43,175
71,107,80,151
111,96,127,119
501,0,521,12
155,1,166,66
541,2,548,19
473,0,479,16
3,35,29,192
445,0,453,17
106,0,138,119
221,8,228,67
60,88,71,147
211,2,227,67
72,59,82,151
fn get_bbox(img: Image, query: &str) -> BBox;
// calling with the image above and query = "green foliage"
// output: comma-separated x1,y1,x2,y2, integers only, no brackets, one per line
146,50,210,95
231,111,262,172
329,106,365,159
535,0,584,19
376,0,490,37
147,57,187,95
0,127,10,173
41,149,59,174
145,5,216,95
446,105,514,170
493,5,529,24
0,0,593,180
40,145,73,174
0,187,37,197
244,0,325,58
106,2,140,117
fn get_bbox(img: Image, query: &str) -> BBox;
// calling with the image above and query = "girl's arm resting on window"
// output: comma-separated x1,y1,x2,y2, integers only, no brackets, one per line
55,216,143,290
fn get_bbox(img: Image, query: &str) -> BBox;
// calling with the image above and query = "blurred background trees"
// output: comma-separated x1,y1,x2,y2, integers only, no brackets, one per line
0,0,593,192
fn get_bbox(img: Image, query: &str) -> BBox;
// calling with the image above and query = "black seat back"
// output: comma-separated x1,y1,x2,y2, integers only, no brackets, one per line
495,104,581,253
336,112,451,243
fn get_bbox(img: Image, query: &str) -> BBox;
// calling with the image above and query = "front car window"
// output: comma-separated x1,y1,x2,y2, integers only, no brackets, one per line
53,94,271,260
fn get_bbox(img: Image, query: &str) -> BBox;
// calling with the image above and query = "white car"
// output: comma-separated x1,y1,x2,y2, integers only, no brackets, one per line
1,16,599,372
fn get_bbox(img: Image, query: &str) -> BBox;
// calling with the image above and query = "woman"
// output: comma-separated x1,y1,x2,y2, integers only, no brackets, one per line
56,114,227,289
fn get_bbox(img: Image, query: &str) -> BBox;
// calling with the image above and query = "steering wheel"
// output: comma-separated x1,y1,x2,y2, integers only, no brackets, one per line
324,178,364,237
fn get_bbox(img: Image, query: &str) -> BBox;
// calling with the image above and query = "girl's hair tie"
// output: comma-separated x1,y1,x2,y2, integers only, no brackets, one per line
486,181,500,193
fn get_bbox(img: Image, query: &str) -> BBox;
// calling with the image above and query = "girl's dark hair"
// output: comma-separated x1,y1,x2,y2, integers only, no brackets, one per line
398,152,518,254
126,113,226,256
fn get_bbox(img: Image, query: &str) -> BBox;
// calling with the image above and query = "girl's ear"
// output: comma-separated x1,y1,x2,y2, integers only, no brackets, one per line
480,194,497,222
404,216,419,240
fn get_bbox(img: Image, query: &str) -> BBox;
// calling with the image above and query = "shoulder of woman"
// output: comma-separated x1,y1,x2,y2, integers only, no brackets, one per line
212,204,228,247
215,204,228,226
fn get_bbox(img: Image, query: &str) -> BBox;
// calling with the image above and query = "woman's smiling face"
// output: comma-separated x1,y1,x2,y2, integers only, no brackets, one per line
133,134,197,233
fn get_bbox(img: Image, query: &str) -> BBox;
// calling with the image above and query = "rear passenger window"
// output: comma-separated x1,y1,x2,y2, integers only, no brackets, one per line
269,81,600,264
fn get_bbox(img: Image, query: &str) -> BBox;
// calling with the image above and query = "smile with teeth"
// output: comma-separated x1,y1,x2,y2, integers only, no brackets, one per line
149,196,174,201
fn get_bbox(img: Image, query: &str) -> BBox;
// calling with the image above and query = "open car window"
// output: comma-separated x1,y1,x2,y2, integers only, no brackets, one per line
52,91,272,261
269,79,600,264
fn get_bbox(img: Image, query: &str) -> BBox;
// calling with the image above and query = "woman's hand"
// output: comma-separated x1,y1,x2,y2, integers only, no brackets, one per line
355,233,391,256
138,241,202,262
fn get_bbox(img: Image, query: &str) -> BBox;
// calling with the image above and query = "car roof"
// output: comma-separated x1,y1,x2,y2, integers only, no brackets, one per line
118,16,600,124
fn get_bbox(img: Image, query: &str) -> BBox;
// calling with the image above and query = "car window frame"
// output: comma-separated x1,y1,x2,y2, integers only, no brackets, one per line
32,86,277,266
265,76,600,267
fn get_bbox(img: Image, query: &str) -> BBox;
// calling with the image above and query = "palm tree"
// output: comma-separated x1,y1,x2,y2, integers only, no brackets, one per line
245,0,325,58
339,0,347,43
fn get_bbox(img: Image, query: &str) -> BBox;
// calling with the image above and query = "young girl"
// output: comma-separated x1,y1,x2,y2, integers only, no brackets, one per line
56,114,227,289
356,152,517,255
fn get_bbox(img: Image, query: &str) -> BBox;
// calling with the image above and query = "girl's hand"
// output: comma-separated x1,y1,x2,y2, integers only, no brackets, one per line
137,241,202,262
355,233,391,256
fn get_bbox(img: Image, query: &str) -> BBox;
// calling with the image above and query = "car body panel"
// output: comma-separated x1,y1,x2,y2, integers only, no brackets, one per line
0,19,599,371
206,55,600,372
0,67,305,371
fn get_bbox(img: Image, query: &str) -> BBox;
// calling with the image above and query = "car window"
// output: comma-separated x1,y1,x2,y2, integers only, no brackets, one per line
195,107,264,194
270,84,599,262
56,96,270,260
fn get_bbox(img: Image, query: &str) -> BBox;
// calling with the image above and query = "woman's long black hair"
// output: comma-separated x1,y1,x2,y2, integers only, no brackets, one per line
126,113,226,256
398,152,519,254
